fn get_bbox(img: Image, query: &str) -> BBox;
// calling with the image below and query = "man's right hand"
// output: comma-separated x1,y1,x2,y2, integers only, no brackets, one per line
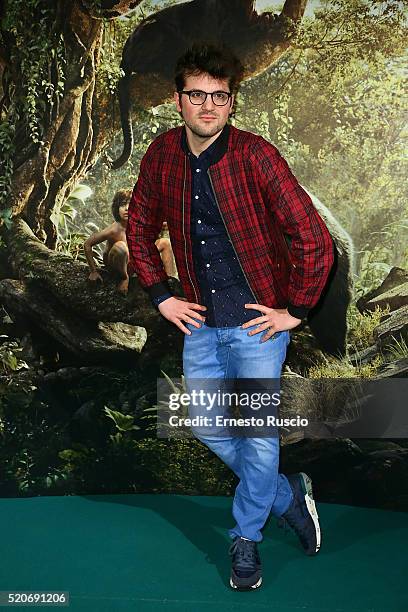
88,270,103,283
158,296,207,335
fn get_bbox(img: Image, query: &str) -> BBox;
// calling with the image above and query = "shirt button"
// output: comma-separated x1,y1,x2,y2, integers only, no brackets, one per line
195,195,199,199
201,240,205,244
196,169,201,173
206,263,210,267
211,289,216,293
197,220,202,224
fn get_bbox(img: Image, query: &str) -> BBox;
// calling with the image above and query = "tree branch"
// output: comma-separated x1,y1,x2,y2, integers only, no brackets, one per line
281,0,308,22
77,0,143,20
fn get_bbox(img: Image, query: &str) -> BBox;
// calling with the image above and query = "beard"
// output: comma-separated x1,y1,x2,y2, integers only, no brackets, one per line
182,111,227,139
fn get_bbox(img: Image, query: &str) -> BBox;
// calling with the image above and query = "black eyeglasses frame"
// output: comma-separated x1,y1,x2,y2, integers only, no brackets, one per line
178,90,233,106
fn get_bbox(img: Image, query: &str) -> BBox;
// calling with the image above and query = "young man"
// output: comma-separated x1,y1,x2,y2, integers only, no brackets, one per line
84,189,175,294
126,44,334,590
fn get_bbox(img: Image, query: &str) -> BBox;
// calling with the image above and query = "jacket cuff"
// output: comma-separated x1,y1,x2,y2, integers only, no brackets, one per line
287,303,309,320
146,280,172,300
151,292,173,310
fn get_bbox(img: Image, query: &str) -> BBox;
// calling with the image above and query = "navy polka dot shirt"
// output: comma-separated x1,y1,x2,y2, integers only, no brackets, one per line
186,130,264,328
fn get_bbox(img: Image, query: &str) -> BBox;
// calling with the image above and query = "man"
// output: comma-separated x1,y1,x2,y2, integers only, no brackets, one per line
84,189,175,294
127,44,334,591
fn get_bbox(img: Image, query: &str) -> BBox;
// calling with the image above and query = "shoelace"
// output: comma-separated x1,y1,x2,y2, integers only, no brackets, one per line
228,538,258,572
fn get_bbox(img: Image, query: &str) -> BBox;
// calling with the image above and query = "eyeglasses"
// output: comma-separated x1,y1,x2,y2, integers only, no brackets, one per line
178,90,232,106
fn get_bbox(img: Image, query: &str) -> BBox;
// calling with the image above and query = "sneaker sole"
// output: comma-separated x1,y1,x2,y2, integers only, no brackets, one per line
299,472,321,554
229,576,263,591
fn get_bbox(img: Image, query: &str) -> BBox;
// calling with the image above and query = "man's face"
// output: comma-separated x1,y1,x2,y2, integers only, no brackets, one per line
174,73,234,139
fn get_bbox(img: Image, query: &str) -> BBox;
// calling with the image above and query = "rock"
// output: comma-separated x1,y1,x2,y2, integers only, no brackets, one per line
392,440,408,451
374,305,408,346
281,437,408,510
348,343,378,365
368,448,408,460
357,267,408,313
19,333,38,365
349,268,408,376
281,437,364,477
0,279,148,362
364,282,408,313
354,440,404,453
98,322,147,352
376,358,408,378
348,451,408,511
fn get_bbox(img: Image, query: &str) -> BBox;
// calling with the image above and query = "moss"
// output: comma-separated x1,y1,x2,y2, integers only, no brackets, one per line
347,304,389,352
308,353,383,379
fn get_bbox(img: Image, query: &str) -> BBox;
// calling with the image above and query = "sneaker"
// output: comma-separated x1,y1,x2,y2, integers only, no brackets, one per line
279,472,321,555
229,537,262,591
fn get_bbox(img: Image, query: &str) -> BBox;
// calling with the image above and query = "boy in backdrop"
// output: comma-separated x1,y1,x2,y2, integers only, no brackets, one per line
84,189,175,294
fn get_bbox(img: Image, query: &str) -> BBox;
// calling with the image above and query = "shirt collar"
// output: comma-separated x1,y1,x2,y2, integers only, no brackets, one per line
181,124,230,166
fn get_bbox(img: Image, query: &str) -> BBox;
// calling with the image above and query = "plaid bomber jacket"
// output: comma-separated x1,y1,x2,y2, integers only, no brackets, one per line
127,124,335,320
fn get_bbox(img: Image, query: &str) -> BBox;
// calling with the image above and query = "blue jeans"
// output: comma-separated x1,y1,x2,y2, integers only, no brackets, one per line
182,319,294,543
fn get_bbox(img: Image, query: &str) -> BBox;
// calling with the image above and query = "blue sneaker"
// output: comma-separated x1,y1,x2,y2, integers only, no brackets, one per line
279,472,321,555
229,537,262,590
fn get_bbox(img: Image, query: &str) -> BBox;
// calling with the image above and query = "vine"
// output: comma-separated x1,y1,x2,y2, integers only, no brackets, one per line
0,0,66,208
98,20,125,97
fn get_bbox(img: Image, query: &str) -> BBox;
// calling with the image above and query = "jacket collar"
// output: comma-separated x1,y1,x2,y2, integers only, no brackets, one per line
180,123,230,166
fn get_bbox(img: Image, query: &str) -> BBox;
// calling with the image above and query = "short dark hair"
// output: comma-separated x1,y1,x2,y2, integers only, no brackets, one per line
174,43,244,94
111,189,132,221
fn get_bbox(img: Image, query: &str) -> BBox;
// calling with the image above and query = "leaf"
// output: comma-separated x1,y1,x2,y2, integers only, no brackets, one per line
0,208,13,229
68,184,93,201
104,406,140,432
161,370,178,390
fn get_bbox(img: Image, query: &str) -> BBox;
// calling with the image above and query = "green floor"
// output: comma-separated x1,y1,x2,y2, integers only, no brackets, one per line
1,493,407,611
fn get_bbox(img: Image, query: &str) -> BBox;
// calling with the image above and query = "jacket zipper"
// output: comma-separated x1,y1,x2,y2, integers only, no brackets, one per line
207,168,259,305
182,155,199,303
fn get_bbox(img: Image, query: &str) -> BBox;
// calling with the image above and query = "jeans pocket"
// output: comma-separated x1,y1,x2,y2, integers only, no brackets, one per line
270,330,291,343
186,319,204,333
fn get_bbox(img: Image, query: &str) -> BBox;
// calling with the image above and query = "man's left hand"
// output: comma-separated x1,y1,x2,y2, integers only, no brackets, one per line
242,304,302,342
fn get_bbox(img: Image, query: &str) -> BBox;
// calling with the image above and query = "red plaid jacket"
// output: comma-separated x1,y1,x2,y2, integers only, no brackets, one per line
127,124,334,319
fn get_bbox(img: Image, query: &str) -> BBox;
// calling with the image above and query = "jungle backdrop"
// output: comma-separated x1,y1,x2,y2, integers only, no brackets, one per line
0,0,407,510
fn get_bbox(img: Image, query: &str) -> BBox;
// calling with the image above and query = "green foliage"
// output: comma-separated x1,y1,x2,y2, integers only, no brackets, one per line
237,0,407,296
0,337,28,373
0,0,66,207
0,121,15,206
1,0,407,496
98,21,126,97
0,207,13,229
353,243,393,299
0,361,235,496
104,406,140,433
79,101,181,232
50,200,77,234
347,304,389,352
0,371,70,495
141,371,188,436
53,184,102,261
381,336,408,361
308,352,383,378
2,0,65,144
